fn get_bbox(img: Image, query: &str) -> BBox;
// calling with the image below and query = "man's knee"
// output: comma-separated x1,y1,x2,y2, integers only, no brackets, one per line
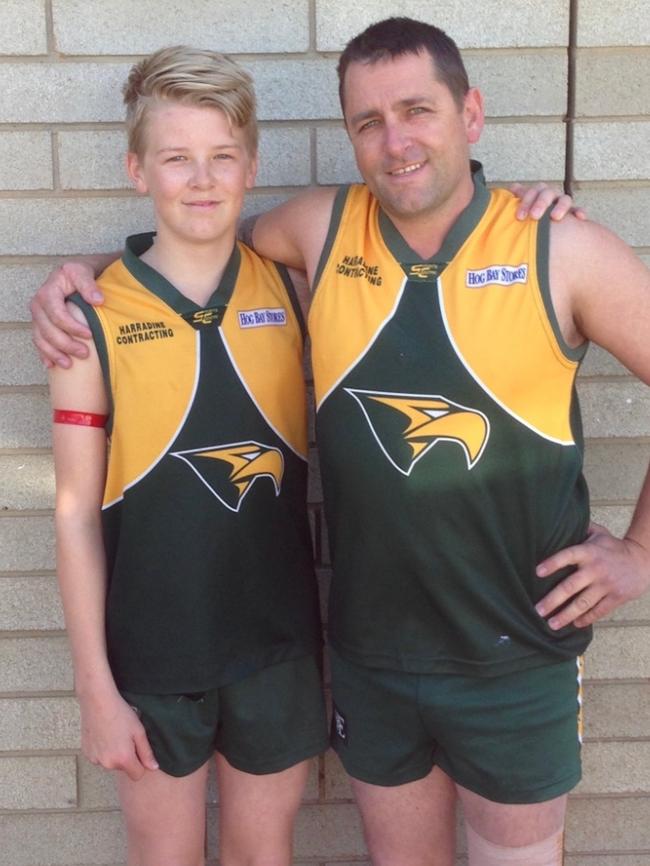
466,823,563,866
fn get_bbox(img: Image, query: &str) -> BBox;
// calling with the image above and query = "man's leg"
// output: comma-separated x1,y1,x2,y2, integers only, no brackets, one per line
457,787,566,866
216,753,310,866
117,760,209,866
351,766,457,866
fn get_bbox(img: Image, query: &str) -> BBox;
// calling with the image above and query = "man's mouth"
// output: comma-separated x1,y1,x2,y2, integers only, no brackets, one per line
388,161,424,176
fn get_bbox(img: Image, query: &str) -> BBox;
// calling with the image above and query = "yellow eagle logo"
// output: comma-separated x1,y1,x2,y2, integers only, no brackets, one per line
346,389,489,474
171,440,284,511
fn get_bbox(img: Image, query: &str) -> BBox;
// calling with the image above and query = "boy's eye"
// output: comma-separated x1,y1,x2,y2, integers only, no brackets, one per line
215,152,234,160
165,155,186,163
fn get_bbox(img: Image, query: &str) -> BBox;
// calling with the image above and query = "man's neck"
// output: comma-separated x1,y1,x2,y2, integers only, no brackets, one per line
385,176,475,260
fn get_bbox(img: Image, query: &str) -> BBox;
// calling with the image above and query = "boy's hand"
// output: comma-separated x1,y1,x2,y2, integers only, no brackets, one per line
510,182,588,222
30,262,104,369
79,691,159,782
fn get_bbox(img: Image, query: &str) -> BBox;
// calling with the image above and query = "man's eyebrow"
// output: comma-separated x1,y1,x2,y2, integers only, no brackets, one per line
349,97,434,126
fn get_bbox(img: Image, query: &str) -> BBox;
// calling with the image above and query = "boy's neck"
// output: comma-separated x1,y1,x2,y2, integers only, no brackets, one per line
140,232,237,307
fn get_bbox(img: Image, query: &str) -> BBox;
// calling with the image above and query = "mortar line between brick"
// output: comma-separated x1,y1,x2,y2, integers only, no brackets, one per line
564,0,578,194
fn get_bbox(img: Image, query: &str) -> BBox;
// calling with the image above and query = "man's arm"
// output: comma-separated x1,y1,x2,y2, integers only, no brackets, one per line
31,253,119,368
535,218,650,628
31,184,578,367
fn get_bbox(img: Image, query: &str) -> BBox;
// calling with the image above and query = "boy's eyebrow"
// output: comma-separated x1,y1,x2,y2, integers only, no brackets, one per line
155,143,244,154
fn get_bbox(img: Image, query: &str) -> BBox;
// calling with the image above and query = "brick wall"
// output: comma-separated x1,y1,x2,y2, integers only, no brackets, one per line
1,1,648,863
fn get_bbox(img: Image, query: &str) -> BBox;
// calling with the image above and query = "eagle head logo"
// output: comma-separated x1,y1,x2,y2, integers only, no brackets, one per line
346,389,489,475
171,440,284,511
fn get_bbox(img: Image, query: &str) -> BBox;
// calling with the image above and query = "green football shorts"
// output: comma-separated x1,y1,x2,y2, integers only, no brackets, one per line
121,654,328,777
330,648,584,804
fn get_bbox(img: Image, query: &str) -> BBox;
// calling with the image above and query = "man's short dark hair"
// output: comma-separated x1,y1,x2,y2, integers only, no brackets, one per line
337,17,470,113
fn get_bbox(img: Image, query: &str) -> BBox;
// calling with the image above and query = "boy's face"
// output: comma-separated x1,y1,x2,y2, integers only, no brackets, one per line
126,101,257,250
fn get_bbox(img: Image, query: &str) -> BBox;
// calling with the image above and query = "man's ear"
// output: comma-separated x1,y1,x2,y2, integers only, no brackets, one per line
126,152,148,194
464,87,485,145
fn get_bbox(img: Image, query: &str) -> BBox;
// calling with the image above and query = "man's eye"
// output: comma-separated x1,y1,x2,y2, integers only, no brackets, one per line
359,119,379,132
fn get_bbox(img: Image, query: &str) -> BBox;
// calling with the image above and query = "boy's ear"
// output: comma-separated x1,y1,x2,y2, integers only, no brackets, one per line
245,152,258,190
126,152,148,194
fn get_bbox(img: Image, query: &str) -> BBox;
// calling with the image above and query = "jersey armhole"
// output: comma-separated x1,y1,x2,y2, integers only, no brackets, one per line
68,294,115,435
311,185,350,294
536,214,588,364
275,263,307,341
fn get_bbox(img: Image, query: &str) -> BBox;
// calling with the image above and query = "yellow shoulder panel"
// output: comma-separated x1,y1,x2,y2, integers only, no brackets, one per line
220,245,308,457
309,186,406,407
440,189,578,444
96,261,199,505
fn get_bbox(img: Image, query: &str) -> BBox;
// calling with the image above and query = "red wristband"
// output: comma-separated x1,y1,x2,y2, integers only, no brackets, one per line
53,409,108,428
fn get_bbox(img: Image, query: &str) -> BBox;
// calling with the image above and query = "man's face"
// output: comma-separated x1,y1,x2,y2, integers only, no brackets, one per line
342,51,483,225
127,101,257,250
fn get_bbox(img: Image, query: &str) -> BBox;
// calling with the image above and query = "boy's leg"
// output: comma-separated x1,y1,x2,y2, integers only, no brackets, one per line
117,760,209,866
216,753,310,866
351,768,457,866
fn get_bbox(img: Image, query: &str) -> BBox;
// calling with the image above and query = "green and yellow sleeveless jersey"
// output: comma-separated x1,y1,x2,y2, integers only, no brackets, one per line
310,180,591,676
74,233,321,693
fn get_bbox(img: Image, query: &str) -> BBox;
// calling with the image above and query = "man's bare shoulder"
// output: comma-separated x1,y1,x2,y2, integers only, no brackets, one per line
550,216,650,379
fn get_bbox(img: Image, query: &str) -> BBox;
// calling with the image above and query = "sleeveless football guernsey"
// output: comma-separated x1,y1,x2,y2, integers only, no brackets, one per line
310,180,591,676
74,234,321,693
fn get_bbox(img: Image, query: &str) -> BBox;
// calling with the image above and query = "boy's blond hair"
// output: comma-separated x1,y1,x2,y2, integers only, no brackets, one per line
123,46,258,156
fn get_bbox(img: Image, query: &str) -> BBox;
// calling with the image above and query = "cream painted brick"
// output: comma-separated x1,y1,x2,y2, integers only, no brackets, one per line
577,741,650,794
605,590,650,622
580,345,629,377
53,0,309,54
243,190,293,219
465,53,567,117
590,505,634,538
0,197,153,256
0,515,55,572
587,626,650,679
575,123,650,181
323,749,353,800
57,126,312,190
0,576,64,631
0,132,52,190
0,755,76,810
0,392,51,449
584,441,649,503
315,2,568,50
0,63,130,123
0,454,55,511
583,682,650,739
315,121,566,185
315,126,360,185
473,122,565,182
257,127,312,187
577,1,650,47
0,328,47,386
58,130,129,191
0,264,56,322
576,49,650,116
0,636,72,692
566,797,650,851
0,0,47,55
0,697,79,751
78,758,120,809
248,59,340,121
578,381,650,438
0,811,124,866
574,188,650,249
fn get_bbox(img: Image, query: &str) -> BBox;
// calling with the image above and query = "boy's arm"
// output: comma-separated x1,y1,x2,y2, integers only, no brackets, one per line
535,219,650,628
50,306,158,780
32,253,119,369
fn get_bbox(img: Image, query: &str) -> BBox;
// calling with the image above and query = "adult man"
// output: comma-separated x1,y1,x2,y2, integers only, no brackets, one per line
31,17,650,866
